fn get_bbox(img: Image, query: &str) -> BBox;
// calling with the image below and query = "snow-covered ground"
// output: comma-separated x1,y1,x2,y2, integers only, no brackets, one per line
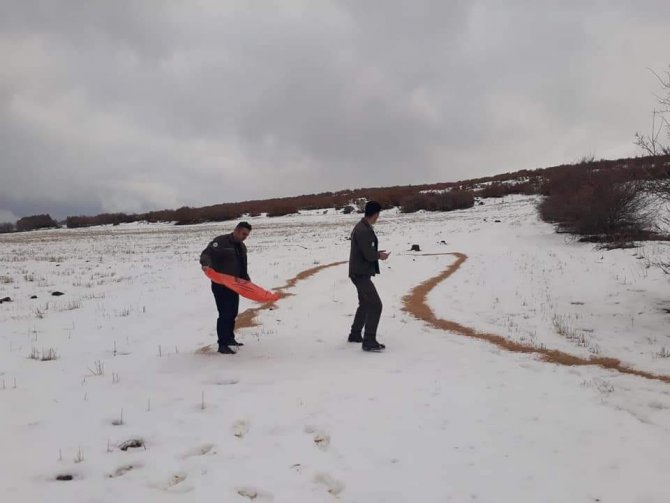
2,195,670,502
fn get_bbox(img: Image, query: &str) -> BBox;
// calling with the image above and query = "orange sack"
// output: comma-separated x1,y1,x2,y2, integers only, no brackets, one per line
203,267,280,303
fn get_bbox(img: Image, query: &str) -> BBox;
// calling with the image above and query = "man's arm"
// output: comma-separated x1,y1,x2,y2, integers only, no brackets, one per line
199,246,213,268
354,227,381,263
242,243,251,281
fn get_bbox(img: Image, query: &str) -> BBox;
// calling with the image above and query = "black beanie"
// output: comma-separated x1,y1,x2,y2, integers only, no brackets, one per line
364,200,382,217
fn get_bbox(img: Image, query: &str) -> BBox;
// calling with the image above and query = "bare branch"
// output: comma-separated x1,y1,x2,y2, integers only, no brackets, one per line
636,66,670,157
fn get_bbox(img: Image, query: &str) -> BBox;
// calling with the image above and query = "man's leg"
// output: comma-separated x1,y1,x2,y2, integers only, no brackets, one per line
349,276,368,341
350,276,383,346
224,290,240,344
211,283,240,348
359,277,382,340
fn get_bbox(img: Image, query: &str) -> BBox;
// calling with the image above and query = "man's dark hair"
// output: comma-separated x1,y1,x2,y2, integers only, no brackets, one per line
364,201,382,217
237,221,252,231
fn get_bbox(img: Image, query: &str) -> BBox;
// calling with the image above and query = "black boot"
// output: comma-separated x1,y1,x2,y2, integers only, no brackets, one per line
229,339,244,346
362,336,385,352
217,345,236,354
347,333,363,343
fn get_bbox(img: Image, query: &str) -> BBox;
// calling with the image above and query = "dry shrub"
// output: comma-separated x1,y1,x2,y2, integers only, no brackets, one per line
266,205,299,217
401,190,474,213
372,189,407,209
174,205,241,225
66,213,134,228
539,166,649,240
511,180,542,195
16,214,58,232
52,154,667,229
476,180,541,198
28,347,59,361
173,206,200,225
478,183,510,198
0,222,14,233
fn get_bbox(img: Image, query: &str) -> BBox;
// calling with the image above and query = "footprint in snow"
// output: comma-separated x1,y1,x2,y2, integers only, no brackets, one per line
181,443,216,459
195,345,216,355
108,464,139,478
211,378,240,386
304,425,330,451
159,472,192,493
237,487,274,500
167,473,186,486
313,472,345,496
233,420,250,438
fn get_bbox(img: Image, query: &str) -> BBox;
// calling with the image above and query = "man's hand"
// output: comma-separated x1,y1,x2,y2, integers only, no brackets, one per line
379,250,391,261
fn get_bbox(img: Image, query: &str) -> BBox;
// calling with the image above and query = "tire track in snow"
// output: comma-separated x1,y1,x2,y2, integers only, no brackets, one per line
197,261,347,353
402,252,670,385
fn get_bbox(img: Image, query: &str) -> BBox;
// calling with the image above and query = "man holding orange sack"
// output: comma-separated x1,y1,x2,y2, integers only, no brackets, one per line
200,221,252,354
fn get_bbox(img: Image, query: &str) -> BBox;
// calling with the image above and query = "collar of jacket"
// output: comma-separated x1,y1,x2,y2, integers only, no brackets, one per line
360,217,374,230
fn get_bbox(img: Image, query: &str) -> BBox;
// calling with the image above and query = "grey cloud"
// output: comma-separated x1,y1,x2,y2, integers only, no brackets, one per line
0,1,669,219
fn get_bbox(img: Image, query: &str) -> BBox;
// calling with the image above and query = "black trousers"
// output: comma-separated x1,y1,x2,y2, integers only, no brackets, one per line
350,275,383,339
211,282,239,346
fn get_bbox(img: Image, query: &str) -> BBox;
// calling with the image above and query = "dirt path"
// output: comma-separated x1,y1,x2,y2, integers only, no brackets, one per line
402,252,670,385
197,261,347,353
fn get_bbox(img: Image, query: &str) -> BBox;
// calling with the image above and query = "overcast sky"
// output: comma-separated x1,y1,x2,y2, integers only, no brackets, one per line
1,1,668,221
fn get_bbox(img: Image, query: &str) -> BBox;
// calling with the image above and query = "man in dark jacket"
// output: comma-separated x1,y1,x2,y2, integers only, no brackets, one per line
200,221,252,354
348,201,390,351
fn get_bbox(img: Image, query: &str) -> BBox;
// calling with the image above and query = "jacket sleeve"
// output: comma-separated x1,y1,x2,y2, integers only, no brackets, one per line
199,243,213,268
242,244,250,281
354,227,380,263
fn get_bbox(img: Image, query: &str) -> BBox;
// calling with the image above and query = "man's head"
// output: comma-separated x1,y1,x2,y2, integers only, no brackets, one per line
232,221,252,242
364,200,382,224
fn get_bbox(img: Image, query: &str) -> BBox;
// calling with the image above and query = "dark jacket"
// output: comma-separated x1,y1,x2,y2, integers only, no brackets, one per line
349,218,380,277
200,233,250,280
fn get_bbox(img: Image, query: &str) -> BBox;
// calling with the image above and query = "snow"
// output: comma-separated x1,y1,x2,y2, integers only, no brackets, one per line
1,195,670,502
